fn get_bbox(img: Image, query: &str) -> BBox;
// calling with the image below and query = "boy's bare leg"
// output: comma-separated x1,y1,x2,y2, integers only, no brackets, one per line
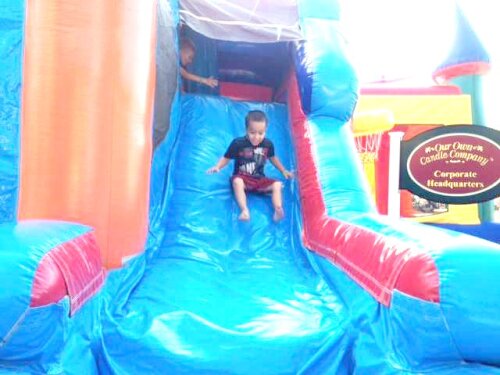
271,181,284,221
232,177,250,221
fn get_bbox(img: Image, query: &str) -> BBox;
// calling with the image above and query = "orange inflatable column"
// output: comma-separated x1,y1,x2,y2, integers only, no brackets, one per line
19,0,157,268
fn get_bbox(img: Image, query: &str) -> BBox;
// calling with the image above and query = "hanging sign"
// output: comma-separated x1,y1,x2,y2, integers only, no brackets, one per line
400,125,500,204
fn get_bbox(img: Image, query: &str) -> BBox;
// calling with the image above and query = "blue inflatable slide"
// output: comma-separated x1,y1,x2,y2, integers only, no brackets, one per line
1,0,499,374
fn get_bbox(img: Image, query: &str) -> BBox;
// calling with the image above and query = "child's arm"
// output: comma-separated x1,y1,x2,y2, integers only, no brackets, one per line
181,67,218,88
269,156,294,179
207,157,230,174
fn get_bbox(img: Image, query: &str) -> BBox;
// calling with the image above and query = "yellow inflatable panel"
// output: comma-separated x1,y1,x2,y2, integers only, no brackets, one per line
355,94,479,225
356,95,472,125
352,110,394,136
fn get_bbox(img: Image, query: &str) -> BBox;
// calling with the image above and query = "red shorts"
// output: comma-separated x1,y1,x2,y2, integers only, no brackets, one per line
231,174,277,193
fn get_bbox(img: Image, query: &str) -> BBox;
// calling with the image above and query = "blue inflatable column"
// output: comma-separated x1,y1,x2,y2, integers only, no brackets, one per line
0,0,24,222
294,0,373,214
296,0,358,121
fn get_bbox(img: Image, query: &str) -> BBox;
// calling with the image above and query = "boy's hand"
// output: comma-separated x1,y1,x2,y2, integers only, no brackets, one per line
202,77,218,88
206,166,220,174
282,170,294,179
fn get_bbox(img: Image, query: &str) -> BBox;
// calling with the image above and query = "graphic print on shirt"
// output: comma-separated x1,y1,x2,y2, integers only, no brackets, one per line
240,161,257,174
224,137,275,177
238,147,268,176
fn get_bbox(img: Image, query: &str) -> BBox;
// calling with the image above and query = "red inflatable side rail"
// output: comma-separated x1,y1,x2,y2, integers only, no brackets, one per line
30,230,105,315
288,73,440,305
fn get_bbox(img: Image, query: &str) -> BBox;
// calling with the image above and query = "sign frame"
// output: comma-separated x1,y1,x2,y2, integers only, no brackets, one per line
400,125,500,204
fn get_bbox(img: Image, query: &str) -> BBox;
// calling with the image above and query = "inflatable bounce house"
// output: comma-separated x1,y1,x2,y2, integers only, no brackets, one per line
1,1,499,374
352,3,500,243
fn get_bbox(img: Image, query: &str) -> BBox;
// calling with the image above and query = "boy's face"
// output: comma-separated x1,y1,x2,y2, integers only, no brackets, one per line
246,120,267,146
180,47,194,67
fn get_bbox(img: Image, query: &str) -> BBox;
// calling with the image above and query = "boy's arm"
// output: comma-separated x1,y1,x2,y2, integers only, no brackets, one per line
207,157,230,174
269,156,294,179
180,67,218,88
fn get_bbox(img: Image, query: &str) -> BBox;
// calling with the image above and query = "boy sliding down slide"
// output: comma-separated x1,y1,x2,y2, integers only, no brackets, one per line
207,110,293,222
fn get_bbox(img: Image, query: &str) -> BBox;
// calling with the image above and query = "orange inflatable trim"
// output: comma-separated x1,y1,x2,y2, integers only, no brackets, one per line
19,0,157,268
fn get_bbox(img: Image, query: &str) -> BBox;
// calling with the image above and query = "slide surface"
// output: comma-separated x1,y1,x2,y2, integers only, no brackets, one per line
99,95,500,374
100,95,349,374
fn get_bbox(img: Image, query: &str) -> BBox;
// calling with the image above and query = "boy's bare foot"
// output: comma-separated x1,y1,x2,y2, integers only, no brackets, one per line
273,207,284,222
239,209,250,221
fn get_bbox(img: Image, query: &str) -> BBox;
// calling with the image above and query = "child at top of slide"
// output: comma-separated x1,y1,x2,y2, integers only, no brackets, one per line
180,37,218,89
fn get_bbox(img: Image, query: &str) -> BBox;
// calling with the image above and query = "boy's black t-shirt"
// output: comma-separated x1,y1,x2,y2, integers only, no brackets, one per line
224,136,275,177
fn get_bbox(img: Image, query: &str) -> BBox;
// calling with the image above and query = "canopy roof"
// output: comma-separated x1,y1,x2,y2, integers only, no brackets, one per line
180,0,303,42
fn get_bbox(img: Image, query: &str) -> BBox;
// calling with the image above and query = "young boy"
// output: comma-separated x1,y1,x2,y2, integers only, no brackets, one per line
207,110,293,222
180,38,218,89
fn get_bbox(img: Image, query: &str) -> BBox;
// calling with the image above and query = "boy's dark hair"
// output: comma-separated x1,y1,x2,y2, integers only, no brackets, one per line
245,110,268,128
180,37,195,52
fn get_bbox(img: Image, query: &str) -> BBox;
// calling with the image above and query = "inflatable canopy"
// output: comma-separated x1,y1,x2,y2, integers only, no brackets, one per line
1,0,499,374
